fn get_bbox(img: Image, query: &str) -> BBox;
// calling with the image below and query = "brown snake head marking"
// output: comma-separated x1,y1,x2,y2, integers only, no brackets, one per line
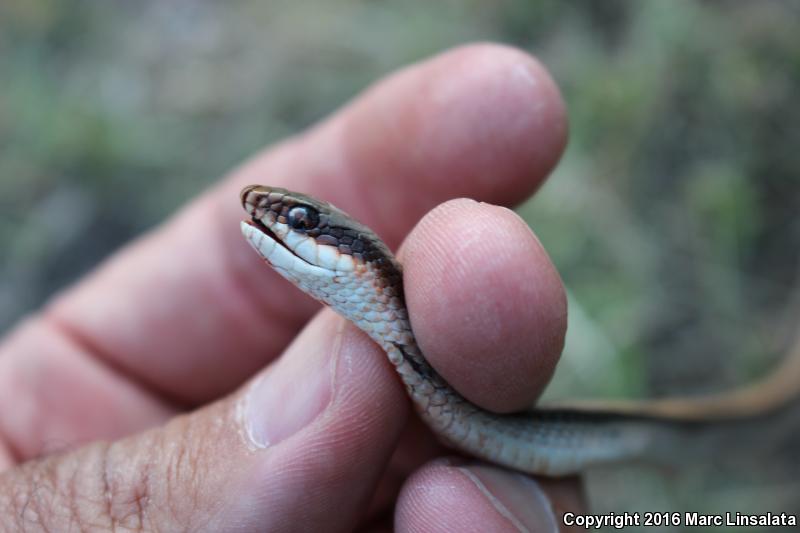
240,185,396,272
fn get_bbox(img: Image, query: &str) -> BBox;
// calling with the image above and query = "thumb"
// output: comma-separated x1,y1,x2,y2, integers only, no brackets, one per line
0,311,408,532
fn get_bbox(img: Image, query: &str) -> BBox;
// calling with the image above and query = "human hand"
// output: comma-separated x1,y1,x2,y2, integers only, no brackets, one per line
0,44,582,531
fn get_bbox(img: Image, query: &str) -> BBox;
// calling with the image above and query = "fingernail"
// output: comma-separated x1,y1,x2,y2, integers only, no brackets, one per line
243,319,338,448
458,465,558,533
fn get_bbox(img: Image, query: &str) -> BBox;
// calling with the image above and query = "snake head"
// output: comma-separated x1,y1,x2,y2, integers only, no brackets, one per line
240,183,398,275
240,184,402,312
240,185,358,274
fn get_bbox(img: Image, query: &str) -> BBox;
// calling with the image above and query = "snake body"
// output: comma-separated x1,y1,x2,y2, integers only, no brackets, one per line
239,185,797,476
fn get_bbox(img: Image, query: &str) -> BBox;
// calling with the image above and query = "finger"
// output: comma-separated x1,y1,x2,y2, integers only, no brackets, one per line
0,310,408,532
42,43,567,405
403,199,567,412
395,460,586,533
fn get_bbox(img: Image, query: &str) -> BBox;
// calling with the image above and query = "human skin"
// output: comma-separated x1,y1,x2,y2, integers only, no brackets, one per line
0,43,584,531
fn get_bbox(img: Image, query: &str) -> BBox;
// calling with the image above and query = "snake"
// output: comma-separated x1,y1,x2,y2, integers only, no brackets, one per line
239,185,800,476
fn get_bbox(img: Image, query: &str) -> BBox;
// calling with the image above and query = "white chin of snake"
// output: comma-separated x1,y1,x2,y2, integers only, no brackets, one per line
240,221,335,279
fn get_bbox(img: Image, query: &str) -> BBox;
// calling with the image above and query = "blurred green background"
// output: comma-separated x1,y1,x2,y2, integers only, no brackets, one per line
2,0,799,529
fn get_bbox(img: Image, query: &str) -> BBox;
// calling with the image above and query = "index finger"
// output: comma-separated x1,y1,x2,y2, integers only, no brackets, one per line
38,43,567,404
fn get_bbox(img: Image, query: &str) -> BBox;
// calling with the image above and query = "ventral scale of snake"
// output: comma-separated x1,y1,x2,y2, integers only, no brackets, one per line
239,184,800,476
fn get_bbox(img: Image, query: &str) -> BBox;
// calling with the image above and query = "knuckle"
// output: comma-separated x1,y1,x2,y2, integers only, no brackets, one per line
0,413,225,532
139,413,221,528
105,417,213,530
0,445,126,531
0,456,55,530
102,439,154,531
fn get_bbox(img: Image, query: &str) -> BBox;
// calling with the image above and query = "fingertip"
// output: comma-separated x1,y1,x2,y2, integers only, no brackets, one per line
396,460,584,532
315,42,568,244
414,42,568,202
403,199,567,412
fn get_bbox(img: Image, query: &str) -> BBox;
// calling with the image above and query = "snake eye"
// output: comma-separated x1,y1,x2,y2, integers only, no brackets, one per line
287,205,320,231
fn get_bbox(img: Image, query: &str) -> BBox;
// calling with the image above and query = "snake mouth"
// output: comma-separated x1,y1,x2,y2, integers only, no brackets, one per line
244,217,317,267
